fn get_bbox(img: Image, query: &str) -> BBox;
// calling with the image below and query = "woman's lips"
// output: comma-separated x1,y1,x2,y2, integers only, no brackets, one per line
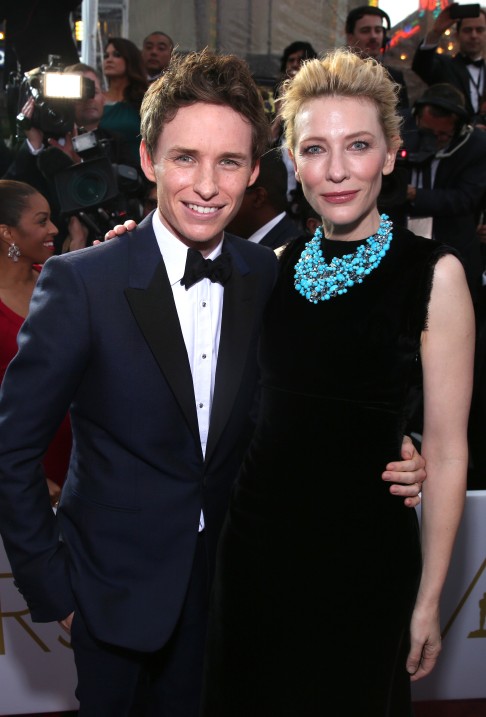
323,192,358,204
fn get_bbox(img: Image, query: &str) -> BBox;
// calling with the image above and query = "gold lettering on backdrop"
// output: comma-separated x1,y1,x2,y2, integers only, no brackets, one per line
440,559,486,640
0,572,71,653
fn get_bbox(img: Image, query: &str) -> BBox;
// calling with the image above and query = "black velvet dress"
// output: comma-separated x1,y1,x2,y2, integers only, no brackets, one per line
201,226,455,717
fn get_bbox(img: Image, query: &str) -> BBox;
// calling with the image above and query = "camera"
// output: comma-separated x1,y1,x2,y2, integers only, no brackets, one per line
8,55,95,139
39,133,144,242
449,3,481,20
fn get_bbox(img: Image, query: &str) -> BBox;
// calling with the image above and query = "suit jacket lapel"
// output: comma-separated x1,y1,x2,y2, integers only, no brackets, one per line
124,218,200,446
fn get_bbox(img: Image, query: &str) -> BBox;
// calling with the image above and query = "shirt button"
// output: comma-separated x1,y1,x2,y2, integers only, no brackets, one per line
202,353,207,359
201,301,207,307
198,403,204,408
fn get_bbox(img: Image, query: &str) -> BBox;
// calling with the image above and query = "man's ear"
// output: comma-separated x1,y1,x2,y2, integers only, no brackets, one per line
248,159,260,187
140,140,156,182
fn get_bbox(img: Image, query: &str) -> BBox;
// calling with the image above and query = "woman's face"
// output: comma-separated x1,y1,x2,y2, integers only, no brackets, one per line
7,193,58,263
291,95,397,240
103,44,127,79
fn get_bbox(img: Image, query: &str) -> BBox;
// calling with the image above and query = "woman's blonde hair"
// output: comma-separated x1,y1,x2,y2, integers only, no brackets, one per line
280,48,402,153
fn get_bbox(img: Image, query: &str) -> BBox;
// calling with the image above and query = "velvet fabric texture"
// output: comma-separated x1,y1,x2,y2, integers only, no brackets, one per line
201,226,456,717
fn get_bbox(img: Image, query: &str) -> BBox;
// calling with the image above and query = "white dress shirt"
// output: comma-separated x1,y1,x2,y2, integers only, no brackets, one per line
152,211,225,530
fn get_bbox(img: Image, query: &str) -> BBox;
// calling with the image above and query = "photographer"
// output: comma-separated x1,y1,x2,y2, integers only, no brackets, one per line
4,62,144,251
412,4,486,121
400,83,486,301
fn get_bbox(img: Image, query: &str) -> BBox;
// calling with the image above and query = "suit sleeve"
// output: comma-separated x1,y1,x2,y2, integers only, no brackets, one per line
0,255,90,621
412,42,443,86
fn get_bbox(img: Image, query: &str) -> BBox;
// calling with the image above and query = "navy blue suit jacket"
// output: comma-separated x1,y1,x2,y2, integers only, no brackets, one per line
0,213,278,652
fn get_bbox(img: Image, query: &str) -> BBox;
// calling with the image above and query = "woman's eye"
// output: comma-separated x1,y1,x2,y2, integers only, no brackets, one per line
352,140,369,151
302,145,321,155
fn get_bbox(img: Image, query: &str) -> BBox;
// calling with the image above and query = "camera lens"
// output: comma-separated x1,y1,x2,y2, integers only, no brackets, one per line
71,169,110,206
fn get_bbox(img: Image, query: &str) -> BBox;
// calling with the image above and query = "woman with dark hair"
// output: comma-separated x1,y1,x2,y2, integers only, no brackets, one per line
0,180,72,502
278,40,318,79
101,37,148,161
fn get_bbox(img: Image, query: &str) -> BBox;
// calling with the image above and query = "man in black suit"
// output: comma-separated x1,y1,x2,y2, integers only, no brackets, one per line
141,31,174,83
403,83,486,300
4,62,142,250
0,49,426,717
226,147,300,249
412,5,486,122
345,5,409,111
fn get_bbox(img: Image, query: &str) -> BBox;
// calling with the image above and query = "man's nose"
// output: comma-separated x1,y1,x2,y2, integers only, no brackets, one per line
194,165,218,198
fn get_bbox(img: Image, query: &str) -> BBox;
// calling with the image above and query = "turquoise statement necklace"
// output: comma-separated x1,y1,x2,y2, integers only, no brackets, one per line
294,214,393,304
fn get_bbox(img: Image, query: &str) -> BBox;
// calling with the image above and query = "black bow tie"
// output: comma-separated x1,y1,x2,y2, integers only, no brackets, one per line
464,57,484,68
180,248,232,289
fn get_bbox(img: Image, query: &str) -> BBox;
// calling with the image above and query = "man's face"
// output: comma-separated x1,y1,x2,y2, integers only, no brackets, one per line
142,33,173,76
347,14,385,60
74,71,105,129
457,15,486,59
140,102,260,254
417,107,458,150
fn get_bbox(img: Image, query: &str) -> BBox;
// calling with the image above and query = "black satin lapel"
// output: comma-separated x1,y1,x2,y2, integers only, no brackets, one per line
205,268,259,463
124,261,200,444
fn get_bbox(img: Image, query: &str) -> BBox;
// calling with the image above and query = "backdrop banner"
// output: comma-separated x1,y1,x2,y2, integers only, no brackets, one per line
0,545,78,714
0,492,484,712
412,490,486,701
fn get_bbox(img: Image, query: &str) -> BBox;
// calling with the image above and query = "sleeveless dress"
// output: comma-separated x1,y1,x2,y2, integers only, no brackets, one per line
201,225,456,717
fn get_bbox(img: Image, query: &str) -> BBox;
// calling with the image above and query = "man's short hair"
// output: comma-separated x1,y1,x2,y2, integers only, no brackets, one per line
456,8,486,32
65,62,102,83
140,48,271,163
345,5,390,35
143,31,174,49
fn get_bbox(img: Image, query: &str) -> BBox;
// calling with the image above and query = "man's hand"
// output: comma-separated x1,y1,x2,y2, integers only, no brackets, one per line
382,435,426,508
48,130,82,164
425,5,456,44
59,611,74,634
20,97,44,150
95,219,138,246
62,215,89,253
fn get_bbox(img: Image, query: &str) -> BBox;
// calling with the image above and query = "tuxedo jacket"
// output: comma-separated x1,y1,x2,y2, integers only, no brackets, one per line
259,213,300,250
0,213,278,652
412,46,482,118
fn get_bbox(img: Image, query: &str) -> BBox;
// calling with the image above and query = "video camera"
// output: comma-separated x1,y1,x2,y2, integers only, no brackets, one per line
8,55,95,139
39,132,144,242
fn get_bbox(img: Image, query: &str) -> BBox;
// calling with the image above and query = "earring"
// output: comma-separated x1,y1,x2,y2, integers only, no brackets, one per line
7,242,21,262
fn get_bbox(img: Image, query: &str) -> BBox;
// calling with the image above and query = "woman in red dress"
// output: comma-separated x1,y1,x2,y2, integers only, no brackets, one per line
0,180,72,502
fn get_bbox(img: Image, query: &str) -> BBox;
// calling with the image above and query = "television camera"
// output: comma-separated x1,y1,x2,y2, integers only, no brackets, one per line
8,55,95,139
38,133,144,242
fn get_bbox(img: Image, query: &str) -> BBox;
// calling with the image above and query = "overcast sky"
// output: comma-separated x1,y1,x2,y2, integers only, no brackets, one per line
379,0,471,27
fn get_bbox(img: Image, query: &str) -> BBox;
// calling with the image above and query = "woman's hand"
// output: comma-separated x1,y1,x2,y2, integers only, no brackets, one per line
406,602,442,681
46,477,61,507
93,219,138,245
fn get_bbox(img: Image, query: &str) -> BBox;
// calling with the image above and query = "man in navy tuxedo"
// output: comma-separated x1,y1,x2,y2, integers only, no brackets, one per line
0,49,426,717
